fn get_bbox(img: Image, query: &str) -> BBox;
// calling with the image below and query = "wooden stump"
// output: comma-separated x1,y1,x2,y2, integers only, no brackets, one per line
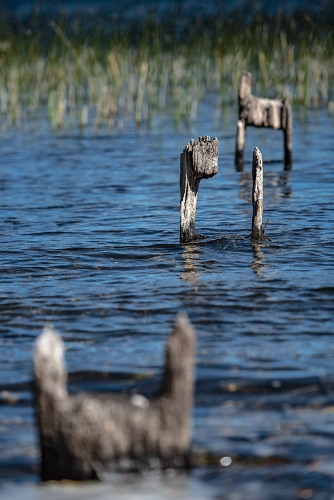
34,314,195,481
236,72,293,170
180,136,218,243
251,147,264,242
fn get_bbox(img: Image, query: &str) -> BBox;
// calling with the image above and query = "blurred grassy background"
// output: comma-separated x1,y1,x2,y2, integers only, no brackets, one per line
0,3,333,129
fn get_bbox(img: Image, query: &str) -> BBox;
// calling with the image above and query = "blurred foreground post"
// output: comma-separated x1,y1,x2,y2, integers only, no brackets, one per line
236,72,292,170
34,314,195,481
251,147,264,242
180,136,218,243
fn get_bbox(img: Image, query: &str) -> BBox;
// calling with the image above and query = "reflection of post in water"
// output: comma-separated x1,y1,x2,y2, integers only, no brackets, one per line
278,170,293,197
238,167,292,204
180,245,200,285
238,170,252,203
250,242,268,276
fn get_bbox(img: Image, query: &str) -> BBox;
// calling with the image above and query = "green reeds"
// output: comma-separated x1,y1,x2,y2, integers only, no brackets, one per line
0,5,333,130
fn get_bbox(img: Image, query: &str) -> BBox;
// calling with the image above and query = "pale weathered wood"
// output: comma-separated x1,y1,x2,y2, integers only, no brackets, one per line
180,136,218,243
236,72,293,169
251,147,264,242
33,314,195,481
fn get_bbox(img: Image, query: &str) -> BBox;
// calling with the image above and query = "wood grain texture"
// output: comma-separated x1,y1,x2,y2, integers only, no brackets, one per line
251,147,264,242
180,136,218,243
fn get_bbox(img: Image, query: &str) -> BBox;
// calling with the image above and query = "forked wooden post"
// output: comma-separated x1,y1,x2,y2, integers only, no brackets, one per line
180,136,218,243
34,314,195,481
236,72,293,170
252,147,264,242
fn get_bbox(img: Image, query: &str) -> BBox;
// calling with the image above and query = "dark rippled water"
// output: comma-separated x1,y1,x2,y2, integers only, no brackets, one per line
0,102,334,499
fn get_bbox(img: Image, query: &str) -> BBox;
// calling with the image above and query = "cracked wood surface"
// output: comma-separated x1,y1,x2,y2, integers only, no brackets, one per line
180,136,218,243
251,147,264,242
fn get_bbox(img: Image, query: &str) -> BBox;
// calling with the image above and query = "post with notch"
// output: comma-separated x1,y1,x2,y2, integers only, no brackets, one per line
180,136,218,244
236,72,293,170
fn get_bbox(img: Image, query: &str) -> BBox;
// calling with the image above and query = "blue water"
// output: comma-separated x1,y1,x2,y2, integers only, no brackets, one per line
2,0,321,16
0,101,334,498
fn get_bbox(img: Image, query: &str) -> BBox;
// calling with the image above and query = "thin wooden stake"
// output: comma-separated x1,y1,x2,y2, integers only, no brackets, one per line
180,136,218,244
251,147,264,242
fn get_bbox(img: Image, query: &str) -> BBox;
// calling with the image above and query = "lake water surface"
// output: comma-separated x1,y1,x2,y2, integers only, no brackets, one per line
0,100,334,499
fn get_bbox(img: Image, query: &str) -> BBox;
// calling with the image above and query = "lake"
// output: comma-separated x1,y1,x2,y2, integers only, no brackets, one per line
0,99,334,499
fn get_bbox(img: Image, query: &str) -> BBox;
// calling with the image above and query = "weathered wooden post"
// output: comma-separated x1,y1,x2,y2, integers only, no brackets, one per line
180,136,218,244
34,313,195,481
236,119,246,171
282,93,293,169
251,147,264,242
236,72,293,170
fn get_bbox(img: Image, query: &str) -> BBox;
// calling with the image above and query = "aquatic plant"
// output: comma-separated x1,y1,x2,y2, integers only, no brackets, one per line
0,4,333,130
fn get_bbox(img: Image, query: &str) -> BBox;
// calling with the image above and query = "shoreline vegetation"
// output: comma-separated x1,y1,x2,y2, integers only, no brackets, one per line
0,4,333,130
